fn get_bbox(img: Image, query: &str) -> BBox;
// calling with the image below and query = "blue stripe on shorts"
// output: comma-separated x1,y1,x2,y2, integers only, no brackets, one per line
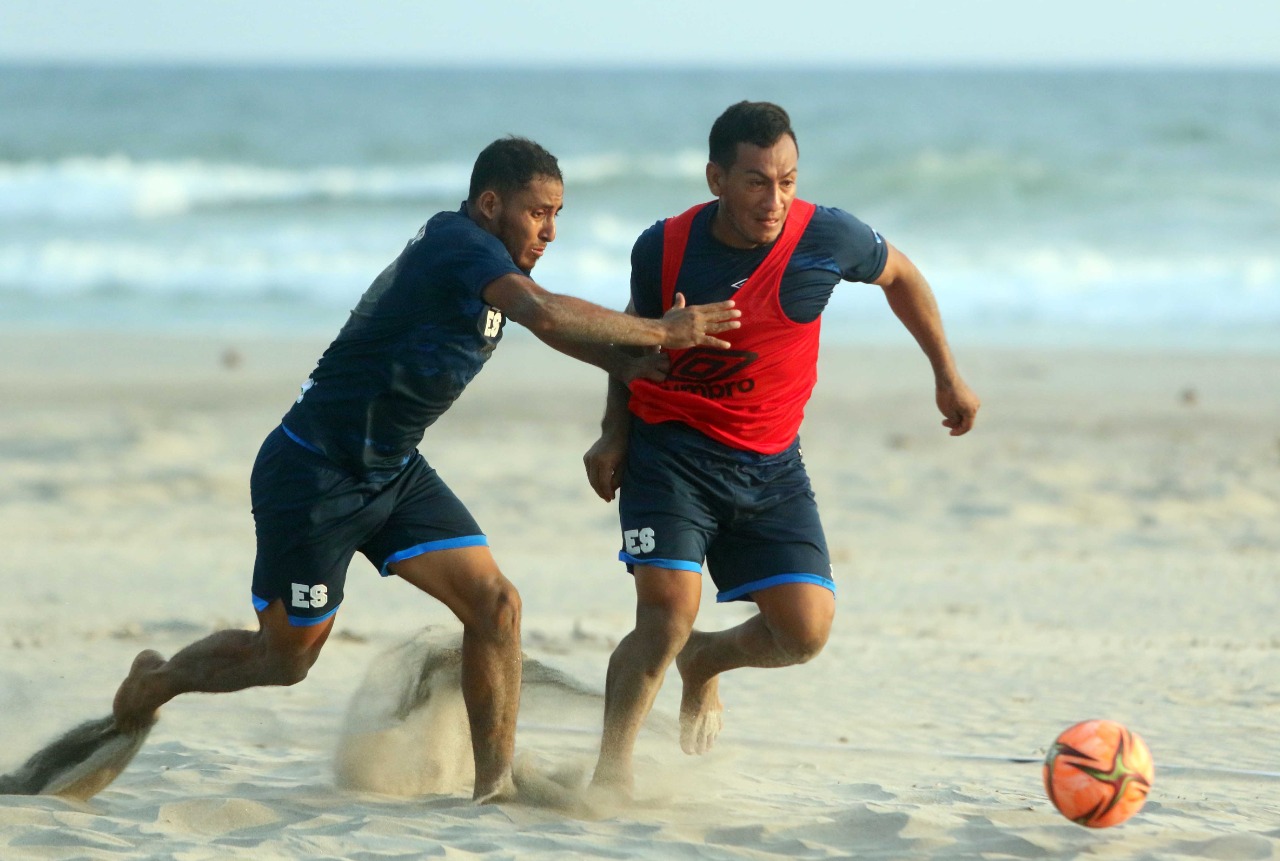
251,593,341,627
716,572,836,603
380,534,489,576
280,423,326,455
618,551,703,573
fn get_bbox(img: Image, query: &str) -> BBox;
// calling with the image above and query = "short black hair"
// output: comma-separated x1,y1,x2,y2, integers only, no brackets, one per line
708,101,798,169
467,136,562,203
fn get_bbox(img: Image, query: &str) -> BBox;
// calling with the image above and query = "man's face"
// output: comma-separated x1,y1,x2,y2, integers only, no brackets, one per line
489,175,563,271
706,136,798,249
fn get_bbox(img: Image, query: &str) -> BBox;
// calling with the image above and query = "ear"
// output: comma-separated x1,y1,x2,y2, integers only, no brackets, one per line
706,162,724,197
475,189,501,221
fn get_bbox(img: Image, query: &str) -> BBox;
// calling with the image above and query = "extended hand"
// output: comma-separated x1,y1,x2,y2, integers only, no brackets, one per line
937,378,981,436
659,293,741,349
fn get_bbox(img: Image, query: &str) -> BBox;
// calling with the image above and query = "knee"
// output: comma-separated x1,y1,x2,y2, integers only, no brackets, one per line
276,657,312,686
771,618,830,665
634,604,697,665
283,644,326,685
492,580,522,636
261,638,325,686
257,624,327,685
473,578,522,642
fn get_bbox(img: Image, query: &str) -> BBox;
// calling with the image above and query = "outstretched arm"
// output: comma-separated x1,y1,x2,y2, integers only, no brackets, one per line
532,334,668,385
875,243,981,436
483,273,739,350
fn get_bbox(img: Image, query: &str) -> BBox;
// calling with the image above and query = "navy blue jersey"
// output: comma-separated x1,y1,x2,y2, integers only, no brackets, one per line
282,206,522,479
630,203,888,322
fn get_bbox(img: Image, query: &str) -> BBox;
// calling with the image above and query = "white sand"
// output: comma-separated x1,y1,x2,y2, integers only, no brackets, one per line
2,327,1278,860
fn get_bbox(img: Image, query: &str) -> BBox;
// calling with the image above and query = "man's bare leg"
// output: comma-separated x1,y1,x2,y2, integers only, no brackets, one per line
675,582,835,754
592,567,701,794
392,546,522,802
113,600,335,732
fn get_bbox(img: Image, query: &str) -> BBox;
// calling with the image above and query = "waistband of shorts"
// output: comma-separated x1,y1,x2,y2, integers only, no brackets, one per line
631,418,800,465
277,423,410,486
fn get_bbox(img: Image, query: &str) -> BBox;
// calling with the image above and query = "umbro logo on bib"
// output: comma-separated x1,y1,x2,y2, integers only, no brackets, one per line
664,347,759,400
668,348,758,383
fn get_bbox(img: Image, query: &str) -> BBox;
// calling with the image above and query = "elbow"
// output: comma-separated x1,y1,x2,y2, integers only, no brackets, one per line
521,305,560,338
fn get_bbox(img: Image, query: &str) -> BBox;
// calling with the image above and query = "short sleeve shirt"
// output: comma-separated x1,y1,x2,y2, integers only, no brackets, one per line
630,203,888,322
282,206,522,479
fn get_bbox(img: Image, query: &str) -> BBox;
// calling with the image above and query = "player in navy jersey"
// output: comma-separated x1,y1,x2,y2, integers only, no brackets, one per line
110,136,741,803
582,103,981,793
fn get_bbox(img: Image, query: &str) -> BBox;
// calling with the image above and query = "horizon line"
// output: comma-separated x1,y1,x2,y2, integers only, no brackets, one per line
1,57,1278,72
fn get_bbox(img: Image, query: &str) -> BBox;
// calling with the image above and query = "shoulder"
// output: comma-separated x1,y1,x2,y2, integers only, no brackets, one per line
804,205,880,243
629,219,668,316
631,218,666,263
347,208,521,316
415,209,508,260
632,202,716,263
800,204,887,283
411,209,521,289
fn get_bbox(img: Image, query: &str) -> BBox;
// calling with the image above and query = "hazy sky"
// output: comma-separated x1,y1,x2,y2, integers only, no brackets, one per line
3,0,1278,67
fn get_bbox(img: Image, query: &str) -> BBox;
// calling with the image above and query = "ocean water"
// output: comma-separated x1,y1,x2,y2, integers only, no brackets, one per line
1,65,1277,350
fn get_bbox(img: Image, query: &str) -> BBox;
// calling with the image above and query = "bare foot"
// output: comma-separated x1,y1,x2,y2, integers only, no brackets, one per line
112,650,167,733
585,775,632,809
472,767,518,805
510,755,596,812
588,759,634,798
675,636,723,755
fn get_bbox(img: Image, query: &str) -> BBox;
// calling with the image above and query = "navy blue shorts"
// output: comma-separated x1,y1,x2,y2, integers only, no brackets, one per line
617,419,834,603
249,425,486,626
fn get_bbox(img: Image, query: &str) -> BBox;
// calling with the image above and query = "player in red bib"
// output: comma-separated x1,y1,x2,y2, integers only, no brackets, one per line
583,102,981,793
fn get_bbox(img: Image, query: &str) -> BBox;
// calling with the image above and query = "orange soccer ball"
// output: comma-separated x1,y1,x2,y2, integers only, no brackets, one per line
1043,719,1154,828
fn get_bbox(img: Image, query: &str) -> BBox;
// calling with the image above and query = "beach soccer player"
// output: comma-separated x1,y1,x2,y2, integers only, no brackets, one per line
582,102,981,791
111,136,741,803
